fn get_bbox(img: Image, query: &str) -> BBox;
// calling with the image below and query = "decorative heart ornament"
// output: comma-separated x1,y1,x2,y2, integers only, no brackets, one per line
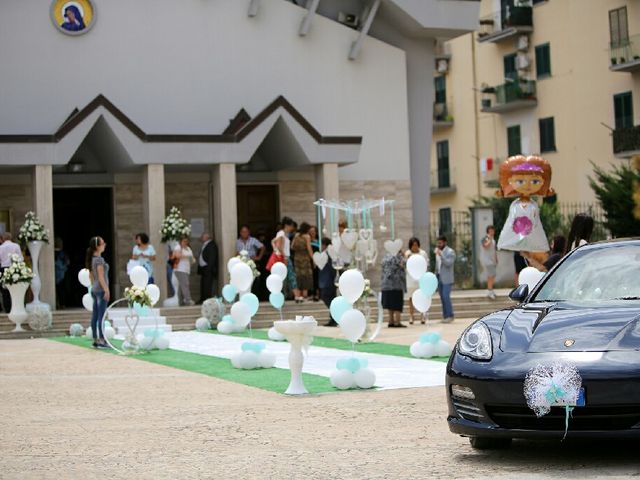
341,229,358,250
331,233,342,251
384,239,403,255
313,251,328,270
124,312,140,336
359,228,372,241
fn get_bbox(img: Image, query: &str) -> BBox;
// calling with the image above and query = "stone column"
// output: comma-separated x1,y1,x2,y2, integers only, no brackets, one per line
314,163,339,201
32,165,55,308
212,164,237,291
142,164,167,300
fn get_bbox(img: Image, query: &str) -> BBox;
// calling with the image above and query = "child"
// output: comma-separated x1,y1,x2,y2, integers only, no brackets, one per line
318,237,337,326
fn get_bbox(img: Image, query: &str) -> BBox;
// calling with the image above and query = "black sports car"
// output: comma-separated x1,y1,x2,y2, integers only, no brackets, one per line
447,239,640,449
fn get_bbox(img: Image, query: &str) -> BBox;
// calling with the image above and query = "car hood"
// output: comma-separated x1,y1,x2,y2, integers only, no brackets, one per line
499,302,640,353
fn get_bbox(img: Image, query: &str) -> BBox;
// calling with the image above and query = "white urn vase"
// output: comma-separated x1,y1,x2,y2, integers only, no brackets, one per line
163,240,180,307
26,240,49,311
7,282,29,332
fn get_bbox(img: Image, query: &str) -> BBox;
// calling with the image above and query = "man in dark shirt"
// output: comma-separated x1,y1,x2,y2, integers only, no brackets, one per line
318,238,337,326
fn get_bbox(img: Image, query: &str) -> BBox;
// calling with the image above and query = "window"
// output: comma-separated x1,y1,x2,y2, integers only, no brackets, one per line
434,76,446,104
436,140,450,188
439,208,452,236
532,0,546,5
535,43,551,78
507,125,521,156
539,117,556,152
609,7,629,48
614,92,634,130
504,53,517,80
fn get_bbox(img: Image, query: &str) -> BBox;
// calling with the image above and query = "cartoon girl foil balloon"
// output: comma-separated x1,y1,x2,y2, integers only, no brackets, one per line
496,155,554,252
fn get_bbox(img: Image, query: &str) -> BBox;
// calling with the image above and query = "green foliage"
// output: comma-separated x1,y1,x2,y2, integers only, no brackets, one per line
539,202,564,237
589,162,640,237
470,196,512,241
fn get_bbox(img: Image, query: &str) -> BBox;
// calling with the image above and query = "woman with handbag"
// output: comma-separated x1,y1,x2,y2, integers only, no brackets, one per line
268,217,295,280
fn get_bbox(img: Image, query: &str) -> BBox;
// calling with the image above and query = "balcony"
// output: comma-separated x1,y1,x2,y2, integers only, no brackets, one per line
430,168,456,194
609,34,640,73
433,102,454,129
481,157,503,188
613,125,640,158
481,79,537,113
477,5,533,44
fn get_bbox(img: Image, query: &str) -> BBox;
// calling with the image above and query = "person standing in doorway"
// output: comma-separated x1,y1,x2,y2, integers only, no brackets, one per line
435,235,456,323
480,226,498,300
272,217,296,291
236,225,265,261
54,237,70,309
318,237,337,326
173,237,196,306
87,236,109,348
404,237,428,324
197,233,218,303
131,232,156,284
0,233,23,313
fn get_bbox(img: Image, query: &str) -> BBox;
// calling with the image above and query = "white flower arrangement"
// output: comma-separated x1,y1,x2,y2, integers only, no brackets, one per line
124,286,152,308
237,250,260,278
0,254,34,286
160,206,191,243
17,211,49,244
358,279,372,302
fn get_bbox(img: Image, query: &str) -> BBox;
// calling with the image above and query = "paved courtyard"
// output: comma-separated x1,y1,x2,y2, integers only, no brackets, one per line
1,322,639,479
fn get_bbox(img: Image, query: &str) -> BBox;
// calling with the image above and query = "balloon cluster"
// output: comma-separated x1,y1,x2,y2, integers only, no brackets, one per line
328,269,367,343
138,327,170,351
69,323,84,337
410,332,451,358
266,262,287,311
230,341,277,369
85,320,115,340
218,258,260,334
518,266,545,291
406,255,438,313
330,357,376,390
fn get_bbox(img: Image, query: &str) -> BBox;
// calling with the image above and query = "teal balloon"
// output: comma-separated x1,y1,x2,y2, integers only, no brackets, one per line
330,296,352,324
222,314,235,324
134,303,150,316
337,357,362,373
419,272,438,297
345,357,361,373
358,358,368,369
269,292,285,309
144,328,164,338
222,284,238,303
240,293,259,316
420,332,441,344
241,341,266,353
336,358,350,370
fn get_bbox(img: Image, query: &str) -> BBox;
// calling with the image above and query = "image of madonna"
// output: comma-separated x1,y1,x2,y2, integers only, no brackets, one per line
61,5,86,32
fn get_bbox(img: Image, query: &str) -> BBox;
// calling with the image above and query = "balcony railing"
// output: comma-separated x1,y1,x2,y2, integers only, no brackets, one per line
481,157,503,188
430,168,456,193
477,4,533,43
481,79,537,113
613,125,640,158
609,34,640,73
433,102,453,129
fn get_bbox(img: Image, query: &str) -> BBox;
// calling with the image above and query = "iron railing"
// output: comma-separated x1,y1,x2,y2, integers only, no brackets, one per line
613,125,640,155
478,4,532,38
610,33,640,66
430,168,454,190
433,102,453,123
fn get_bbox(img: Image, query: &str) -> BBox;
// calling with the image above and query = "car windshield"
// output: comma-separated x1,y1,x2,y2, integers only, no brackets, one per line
533,244,640,302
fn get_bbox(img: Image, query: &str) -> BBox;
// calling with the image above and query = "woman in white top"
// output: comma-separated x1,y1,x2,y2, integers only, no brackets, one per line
173,237,196,306
272,216,296,290
404,237,429,324
567,213,594,252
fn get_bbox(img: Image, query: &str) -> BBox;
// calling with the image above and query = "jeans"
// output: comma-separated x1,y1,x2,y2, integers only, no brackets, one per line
438,281,454,319
91,291,108,341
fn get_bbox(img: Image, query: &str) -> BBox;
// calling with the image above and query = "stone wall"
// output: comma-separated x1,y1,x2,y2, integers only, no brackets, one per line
0,182,33,238
113,183,144,296
278,179,317,226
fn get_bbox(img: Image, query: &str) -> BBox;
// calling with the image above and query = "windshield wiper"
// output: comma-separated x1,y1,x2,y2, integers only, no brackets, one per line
613,296,640,300
530,299,565,303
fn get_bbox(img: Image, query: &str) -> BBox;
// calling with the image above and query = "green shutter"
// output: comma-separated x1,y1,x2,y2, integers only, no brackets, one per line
539,117,556,152
504,53,517,80
614,92,633,129
535,43,551,78
507,125,521,156
434,76,446,104
436,140,450,188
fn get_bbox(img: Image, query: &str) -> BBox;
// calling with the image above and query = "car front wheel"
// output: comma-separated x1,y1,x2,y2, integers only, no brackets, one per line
469,436,512,450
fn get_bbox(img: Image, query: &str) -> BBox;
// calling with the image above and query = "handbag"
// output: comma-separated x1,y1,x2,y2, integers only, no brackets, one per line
266,251,285,272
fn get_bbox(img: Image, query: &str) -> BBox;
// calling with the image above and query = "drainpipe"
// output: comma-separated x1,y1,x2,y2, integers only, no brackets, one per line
471,33,482,198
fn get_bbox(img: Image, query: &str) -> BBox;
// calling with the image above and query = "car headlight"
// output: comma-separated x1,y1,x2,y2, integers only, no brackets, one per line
458,321,493,360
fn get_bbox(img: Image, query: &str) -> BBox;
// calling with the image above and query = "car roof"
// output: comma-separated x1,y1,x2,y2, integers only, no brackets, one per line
578,238,640,250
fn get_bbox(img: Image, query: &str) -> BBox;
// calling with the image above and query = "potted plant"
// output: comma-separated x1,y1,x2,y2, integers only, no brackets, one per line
0,254,34,331
17,211,49,310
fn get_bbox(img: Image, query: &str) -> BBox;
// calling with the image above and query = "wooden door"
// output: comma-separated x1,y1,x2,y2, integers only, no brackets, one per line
236,185,279,244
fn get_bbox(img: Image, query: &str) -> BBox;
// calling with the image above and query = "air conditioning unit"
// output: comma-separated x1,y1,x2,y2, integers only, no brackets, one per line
516,53,530,70
436,59,449,73
338,12,359,28
517,35,529,51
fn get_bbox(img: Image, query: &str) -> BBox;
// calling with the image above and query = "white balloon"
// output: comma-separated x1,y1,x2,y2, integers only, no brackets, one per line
338,269,365,303
146,284,160,306
227,257,242,273
339,309,366,343
411,290,432,314
195,317,211,331
410,341,423,358
330,369,355,390
217,320,234,334
258,351,277,369
268,326,286,342
85,326,93,339
435,339,452,357
271,262,287,281
78,268,91,288
421,343,436,358
104,326,115,340
69,323,84,337
230,262,254,293
232,322,246,333
230,352,243,368
129,266,149,288
230,301,252,328
239,350,259,369
518,266,545,291
82,293,93,311
266,274,283,294
155,336,170,350
354,368,376,389
138,335,155,351
407,254,428,281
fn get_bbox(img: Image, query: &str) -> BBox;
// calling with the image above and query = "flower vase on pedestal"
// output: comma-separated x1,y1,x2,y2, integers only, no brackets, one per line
7,282,29,332
26,240,49,311
163,240,180,307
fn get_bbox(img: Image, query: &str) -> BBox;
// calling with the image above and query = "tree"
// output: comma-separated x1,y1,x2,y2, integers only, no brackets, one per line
589,161,640,237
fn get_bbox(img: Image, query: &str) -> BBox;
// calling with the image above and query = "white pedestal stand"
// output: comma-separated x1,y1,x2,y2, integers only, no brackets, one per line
7,282,29,332
26,240,50,311
274,318,317,395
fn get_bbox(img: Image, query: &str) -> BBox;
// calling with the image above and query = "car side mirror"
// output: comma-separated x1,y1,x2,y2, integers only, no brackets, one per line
509,284,529,303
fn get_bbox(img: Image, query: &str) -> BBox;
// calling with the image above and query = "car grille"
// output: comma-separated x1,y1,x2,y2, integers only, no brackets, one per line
486,404,640,431
453,398,486,423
